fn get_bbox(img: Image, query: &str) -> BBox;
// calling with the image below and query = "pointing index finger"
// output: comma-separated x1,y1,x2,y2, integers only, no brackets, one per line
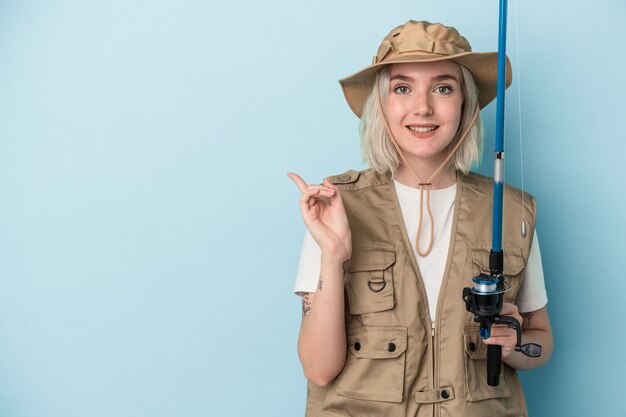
287,172,309,193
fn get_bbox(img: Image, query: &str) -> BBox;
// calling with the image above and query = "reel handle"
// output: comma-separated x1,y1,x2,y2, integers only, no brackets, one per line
493,315,543,358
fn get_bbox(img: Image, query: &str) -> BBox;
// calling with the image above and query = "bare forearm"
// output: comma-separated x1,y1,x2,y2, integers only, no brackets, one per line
502,328,553,370
297,254,349,386
502,307,554,370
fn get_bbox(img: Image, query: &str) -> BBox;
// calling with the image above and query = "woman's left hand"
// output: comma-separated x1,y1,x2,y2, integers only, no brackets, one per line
481,302,523,359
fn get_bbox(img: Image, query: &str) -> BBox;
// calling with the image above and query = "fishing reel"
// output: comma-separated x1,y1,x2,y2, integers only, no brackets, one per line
462,259,542,387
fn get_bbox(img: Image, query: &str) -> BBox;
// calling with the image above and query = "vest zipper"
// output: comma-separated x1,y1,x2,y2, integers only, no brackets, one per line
432,325,439,417
387,175,446,416
432,174,463,417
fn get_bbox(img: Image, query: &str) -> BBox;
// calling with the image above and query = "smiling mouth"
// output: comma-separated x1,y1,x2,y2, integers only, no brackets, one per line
407,126,438,133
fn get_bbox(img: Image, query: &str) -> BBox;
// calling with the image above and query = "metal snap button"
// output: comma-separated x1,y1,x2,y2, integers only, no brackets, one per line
387,343,396,352
469,342,476,352
354,342,361,351
440,389,450,399
337,174,351,182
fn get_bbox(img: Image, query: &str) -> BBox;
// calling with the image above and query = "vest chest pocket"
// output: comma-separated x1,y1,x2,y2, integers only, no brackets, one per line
345,245,396,315
337,326,407,403
471,246,526,303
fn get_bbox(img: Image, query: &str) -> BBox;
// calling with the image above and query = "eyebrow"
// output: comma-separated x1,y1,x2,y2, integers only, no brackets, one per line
390,74,460,83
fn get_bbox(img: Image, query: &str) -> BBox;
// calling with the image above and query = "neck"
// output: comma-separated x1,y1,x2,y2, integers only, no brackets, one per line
394,163,457,189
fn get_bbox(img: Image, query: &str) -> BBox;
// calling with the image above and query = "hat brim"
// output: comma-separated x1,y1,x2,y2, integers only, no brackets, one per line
339,52,512,117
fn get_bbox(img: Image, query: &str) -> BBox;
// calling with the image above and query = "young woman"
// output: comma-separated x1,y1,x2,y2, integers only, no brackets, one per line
289,21,553,417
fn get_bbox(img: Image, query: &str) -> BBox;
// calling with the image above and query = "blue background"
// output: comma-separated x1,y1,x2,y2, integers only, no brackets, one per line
0,0,624,416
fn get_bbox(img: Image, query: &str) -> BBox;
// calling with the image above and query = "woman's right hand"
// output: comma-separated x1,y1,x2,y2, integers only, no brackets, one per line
288,172,351,258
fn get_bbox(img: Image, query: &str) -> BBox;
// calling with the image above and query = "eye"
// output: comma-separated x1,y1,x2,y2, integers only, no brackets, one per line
393,85,410,95
435,85,454,95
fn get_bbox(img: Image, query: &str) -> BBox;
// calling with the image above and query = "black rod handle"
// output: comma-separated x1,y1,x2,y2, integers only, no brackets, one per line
487,344,502,386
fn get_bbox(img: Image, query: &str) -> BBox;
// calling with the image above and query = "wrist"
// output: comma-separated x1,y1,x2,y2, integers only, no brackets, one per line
320,236,351,261
320,250,351,267
322,251,350,265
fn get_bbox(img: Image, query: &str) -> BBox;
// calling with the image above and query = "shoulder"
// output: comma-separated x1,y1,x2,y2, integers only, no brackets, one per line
461,171,536,205
325,168,390,191
461,172,537,233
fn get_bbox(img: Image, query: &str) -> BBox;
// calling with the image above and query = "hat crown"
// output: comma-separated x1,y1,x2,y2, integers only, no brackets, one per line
339,20,511,117
375,21,472,64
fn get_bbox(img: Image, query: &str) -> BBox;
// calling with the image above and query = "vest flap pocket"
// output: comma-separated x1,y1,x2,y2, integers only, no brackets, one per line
347,326,407,359
471,246,525,277
463,326,489,360
345,245,396,315
337,326,407,403
348,246,395,272
462,326,512,402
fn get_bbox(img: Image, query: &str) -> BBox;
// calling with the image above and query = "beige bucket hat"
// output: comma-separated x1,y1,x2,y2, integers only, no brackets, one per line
339,20,512,117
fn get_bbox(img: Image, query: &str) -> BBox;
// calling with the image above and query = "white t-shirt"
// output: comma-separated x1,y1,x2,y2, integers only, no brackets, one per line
294,180,548,322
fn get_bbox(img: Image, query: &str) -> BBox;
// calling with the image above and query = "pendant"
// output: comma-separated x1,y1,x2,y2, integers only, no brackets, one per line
521,218,527,238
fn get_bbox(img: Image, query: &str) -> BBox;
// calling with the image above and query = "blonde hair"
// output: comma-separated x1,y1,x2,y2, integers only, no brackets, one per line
359,63,483,176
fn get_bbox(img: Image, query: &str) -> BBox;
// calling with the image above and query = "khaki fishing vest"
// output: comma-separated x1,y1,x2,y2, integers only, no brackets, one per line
305,169,536,417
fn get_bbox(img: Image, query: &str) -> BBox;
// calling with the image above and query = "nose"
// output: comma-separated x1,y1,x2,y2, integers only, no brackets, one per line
411,91,433,116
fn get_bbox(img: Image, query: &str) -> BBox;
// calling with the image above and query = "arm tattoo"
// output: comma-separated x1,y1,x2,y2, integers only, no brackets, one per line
301,293,312,322
317,259,349,292
521,312,535,327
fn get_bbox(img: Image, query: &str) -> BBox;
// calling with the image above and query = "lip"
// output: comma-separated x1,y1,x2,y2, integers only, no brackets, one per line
405,124,439,139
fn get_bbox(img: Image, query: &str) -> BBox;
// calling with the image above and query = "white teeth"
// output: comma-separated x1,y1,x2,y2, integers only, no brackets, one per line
409,126,437,133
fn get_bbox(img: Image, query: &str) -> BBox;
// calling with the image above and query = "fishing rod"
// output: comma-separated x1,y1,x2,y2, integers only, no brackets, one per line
462,0,541,387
